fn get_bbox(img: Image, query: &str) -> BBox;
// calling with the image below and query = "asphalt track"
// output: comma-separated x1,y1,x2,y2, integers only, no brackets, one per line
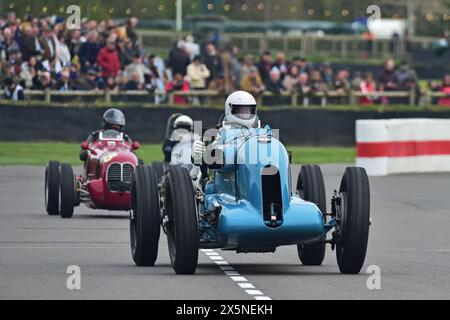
0,164,449,300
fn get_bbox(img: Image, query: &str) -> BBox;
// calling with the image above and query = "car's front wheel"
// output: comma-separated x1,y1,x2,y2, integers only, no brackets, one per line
297,165,327,266
336,167,370,274
130,165,161,266
165,166,199,274
45,161,60,216
59,164,75,219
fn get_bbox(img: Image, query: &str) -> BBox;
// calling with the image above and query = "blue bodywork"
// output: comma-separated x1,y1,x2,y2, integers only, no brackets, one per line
199,126,327,250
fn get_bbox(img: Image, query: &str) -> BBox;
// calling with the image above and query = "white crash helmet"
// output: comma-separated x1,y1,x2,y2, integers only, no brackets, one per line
224,91,257,128
174,115,194,131
171,115,194,141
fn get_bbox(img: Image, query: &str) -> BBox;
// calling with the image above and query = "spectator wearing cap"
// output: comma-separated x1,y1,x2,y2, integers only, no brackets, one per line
203,42,223,86
76,68,100,91
97,37,121,79
79,31,101,72
3,76,24,101
257,50,272,84
240,66,265,102
187,55,210,105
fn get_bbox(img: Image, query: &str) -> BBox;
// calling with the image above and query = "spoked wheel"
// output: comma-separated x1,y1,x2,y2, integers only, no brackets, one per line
130,165,161,266
45,161,60,216
296,165,327,266
59,163,76,219
164,166,199,274
336,167,370,274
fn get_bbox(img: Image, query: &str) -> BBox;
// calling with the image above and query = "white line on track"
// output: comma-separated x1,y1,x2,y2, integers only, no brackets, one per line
201,249,272,301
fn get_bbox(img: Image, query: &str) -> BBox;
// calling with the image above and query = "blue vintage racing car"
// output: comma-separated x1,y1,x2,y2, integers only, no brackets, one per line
130,125,370,275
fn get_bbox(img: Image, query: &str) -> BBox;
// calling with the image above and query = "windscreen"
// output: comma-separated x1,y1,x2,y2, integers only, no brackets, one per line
99,130,124,141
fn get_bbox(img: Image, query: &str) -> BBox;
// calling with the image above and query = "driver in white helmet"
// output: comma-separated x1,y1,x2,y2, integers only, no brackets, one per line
192,90,259,163
168,115,195,165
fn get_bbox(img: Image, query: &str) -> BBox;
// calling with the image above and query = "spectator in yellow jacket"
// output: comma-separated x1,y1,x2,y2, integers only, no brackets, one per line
187,55,210,105
187,55,210,90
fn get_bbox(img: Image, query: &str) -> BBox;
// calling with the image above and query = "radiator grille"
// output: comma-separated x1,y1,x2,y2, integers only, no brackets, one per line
107,163,134,192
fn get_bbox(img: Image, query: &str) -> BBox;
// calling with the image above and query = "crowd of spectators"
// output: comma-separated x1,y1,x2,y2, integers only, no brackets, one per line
1,12,449,107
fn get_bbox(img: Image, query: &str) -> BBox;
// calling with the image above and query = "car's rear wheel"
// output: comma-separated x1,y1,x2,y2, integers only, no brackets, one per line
45,161,60,216
297,165,327,266
336,167,370,274
151,161,166,183
59,164,75,219
130,165,161,266
165,166,199,274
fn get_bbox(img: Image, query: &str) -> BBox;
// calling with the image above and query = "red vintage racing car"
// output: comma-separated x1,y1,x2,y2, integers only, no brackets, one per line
45,130,141,218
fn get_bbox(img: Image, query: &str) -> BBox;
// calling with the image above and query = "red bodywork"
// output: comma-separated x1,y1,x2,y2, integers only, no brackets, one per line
78,137,139,211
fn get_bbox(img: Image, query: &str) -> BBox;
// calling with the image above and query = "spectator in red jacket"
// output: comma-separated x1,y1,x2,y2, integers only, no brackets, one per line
359,72,377,105
97,37,121,79
165,73,190,105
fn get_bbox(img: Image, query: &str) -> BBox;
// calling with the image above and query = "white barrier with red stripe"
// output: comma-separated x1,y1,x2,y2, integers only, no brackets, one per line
356,119,450,176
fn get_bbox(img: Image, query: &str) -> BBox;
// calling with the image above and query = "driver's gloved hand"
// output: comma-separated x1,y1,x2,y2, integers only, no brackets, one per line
192,140,206,165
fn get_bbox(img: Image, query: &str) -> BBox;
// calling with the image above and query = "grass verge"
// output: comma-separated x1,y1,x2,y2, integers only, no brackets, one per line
0,142,355,166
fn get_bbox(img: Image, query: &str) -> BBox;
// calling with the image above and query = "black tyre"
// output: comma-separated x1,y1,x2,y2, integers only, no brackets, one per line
151,161,166,182
336,167,370,274
59,164,75,219
297,165,327,266
45,161,60,216
130,165,161,266
165,166,199,274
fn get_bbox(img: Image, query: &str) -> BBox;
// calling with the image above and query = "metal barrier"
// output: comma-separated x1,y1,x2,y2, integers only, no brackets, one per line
0,89,448,107
137,30,436,59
